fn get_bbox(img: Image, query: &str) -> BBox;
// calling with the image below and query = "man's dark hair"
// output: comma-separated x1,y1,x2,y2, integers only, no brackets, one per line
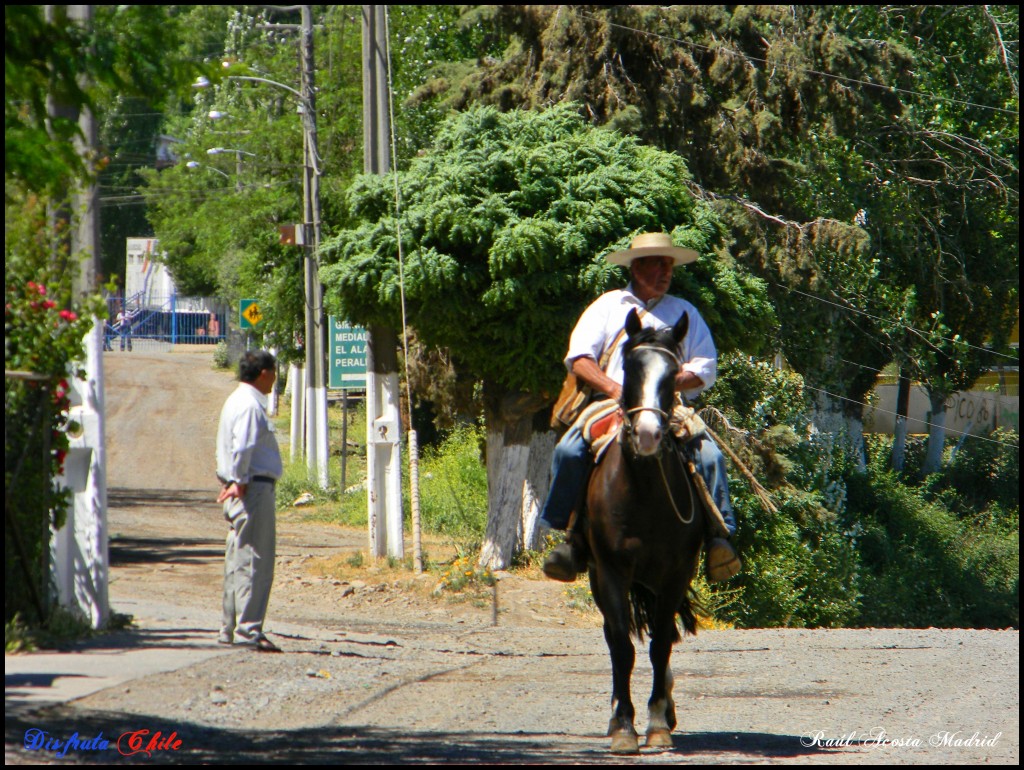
239,350,276,383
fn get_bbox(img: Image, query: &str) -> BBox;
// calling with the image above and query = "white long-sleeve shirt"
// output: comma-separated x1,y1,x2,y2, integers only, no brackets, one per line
216,383,282,485
564,285,717,402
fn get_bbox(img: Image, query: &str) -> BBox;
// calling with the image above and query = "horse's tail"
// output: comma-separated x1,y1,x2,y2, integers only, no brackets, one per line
628,585,700,642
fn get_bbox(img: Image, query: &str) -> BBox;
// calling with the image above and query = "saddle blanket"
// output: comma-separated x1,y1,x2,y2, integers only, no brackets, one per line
577,398,708,462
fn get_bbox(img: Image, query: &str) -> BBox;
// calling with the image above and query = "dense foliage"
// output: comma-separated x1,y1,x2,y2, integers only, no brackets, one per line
5,5,192,627
321,103,774,403
427,5,1018,454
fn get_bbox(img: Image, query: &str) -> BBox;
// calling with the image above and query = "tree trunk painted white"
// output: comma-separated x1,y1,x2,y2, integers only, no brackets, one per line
844,414,867,472
892,415,909,470
921,388,948,476
289,363,305,463
891,371,912,471
479,422,531,570
522,429,556,551
810,391,866,470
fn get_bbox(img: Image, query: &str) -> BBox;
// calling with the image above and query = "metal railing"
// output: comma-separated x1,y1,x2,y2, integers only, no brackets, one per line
104,294,228,351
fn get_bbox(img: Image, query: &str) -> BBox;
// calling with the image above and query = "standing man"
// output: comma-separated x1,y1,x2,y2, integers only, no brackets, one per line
541,232,741,583
216,350,284,652
115,304,133,352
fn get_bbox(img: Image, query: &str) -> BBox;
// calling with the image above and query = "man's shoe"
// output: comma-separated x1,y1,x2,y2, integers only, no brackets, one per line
706,537,742,583
253,635,282,653
542,538,589,583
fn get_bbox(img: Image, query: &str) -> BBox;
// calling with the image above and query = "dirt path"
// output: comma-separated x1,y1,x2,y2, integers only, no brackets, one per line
6,347,1019,764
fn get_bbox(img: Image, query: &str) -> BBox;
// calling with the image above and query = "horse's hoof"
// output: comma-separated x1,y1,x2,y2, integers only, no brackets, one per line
645,729,674,749
610,732,640,755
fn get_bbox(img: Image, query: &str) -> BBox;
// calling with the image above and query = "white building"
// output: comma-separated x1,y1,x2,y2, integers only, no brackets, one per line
125,238,176,308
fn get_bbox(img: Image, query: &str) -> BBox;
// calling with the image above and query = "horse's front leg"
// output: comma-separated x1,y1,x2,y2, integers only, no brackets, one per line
645,603,679,749
591,569,639,754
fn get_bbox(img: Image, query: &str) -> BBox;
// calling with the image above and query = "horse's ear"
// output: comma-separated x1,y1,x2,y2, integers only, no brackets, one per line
625,307,643,337
673,312,689,344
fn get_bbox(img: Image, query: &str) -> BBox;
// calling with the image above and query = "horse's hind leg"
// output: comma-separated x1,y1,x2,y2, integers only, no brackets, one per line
645,607,679,749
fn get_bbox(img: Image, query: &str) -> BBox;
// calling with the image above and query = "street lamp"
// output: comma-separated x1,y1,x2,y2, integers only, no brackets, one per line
185,160,230,180
206,147,255,191
192,50,329,490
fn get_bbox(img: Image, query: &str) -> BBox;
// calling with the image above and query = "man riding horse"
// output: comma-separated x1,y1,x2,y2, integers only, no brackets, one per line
541,232,741,584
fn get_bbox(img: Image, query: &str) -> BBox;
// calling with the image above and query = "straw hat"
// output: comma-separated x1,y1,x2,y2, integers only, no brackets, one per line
604,232,698,267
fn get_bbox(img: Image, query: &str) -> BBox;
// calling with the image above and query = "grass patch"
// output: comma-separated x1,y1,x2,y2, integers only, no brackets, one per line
5,608,134,653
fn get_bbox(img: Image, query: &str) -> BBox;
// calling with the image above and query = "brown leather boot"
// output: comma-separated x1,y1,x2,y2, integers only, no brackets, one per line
542,532,588,583
706,537,741,583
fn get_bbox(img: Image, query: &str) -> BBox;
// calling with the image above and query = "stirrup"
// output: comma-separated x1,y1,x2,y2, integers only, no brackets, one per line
705,537,741,583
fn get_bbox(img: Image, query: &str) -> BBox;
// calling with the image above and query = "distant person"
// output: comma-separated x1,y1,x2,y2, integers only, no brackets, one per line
208,312,220,340
103,319,115,351
115,305,133,352
215,350,283,652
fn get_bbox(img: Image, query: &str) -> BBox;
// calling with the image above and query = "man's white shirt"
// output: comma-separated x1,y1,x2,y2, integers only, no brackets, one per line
564,286,717,401
216,383,283,485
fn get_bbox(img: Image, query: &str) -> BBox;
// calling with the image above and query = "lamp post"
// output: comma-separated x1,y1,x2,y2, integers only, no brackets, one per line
192,13,329,489
185,160,230,180
206,147,255,192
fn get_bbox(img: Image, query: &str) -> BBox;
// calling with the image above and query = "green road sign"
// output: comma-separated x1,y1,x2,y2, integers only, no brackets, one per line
329,317,368,389
240,299,263,329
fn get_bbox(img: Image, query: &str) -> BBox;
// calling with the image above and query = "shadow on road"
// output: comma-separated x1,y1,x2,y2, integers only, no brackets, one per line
109,538,222,567
6,706,835,764
108,488,216,509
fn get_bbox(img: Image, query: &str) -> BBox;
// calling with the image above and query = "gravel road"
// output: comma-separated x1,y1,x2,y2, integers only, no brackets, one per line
5,347,1019,764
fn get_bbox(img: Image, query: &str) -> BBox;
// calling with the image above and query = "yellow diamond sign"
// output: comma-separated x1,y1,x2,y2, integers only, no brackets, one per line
240,299,263,329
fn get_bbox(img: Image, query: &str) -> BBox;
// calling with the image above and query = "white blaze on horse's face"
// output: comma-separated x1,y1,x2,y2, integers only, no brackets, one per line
631,349,673,456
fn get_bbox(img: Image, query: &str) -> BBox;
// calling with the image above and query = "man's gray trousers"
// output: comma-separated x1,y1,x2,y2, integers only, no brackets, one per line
221,480,276,644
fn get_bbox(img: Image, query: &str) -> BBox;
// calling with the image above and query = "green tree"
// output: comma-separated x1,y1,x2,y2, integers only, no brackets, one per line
138,6,369,357
321,104,775,568
419,5,1018,466
830,6,1019,473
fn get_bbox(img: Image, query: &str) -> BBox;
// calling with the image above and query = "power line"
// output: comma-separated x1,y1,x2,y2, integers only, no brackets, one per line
588,12,1018,116
803,383,1019,451
774,283,1020,363
836,357,1017,416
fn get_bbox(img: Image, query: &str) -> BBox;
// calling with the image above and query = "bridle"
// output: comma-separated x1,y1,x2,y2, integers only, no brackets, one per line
620,341,696,525
621,343,682,439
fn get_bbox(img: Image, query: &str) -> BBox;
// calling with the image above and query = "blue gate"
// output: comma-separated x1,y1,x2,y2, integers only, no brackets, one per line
104,294,228,351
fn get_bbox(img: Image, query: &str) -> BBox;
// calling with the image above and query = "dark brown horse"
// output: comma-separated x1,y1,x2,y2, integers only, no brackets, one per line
584,307,704,754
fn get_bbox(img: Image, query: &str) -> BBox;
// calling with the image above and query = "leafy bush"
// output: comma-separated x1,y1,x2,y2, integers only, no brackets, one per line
212,340,231,370
415,424,489,545
699,354,862,628
845,468,1018,628
921,428,1019,532
721,486,861,628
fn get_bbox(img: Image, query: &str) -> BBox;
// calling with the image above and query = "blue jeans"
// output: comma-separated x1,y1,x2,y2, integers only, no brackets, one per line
539,428,737,536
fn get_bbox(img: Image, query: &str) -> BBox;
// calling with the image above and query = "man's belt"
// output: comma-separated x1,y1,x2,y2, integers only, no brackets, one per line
218,475,277,485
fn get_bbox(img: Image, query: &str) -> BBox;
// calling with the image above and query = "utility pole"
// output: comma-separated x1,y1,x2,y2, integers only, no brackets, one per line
300,6,329,489
362,5,404,559
47,3,109,628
